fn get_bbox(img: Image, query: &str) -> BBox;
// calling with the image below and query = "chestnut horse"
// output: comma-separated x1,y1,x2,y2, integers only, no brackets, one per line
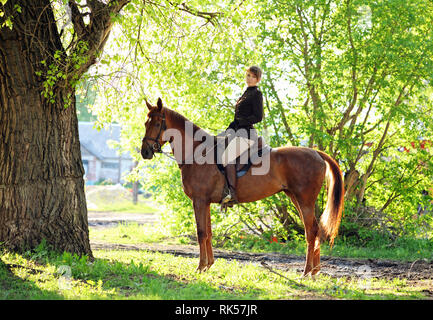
141,98,344,277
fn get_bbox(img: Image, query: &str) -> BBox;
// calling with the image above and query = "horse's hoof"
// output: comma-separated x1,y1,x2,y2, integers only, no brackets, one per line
311,270,321,277
300,271,312,279
300,271,318,280
196,265,207,273
307,266,320,280
297,273,307,280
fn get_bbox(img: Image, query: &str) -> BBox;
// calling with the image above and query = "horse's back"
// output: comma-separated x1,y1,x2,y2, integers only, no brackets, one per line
270,146,327,195
273,146,324,162
232,146,324,202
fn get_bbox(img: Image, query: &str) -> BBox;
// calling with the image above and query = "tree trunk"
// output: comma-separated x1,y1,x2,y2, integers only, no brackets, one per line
0,1,92,257
131,161,139,205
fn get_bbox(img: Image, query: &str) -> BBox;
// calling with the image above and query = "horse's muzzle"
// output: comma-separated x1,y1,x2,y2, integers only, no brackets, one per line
141,146,154,159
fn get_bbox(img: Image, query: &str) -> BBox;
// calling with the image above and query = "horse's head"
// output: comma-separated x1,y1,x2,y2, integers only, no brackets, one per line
141,97,168,159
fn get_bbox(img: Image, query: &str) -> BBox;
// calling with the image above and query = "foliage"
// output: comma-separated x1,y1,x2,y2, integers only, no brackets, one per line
4,0,430,243
80,0,433,243
76,81,98,122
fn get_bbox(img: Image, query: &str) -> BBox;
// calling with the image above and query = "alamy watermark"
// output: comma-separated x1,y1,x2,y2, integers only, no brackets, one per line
356,264,372,290
145,124,271,175
57,265,72,290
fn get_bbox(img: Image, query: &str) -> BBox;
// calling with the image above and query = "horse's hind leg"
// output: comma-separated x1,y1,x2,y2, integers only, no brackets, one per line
286,192,320,277
312,237,321,276
300,204,320,277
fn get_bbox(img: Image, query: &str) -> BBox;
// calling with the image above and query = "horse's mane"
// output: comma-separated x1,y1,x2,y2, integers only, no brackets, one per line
162,107,213,138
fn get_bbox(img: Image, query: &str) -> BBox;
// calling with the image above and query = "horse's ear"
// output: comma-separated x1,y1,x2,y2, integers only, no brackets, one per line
145,99,153,110
157,97,163,111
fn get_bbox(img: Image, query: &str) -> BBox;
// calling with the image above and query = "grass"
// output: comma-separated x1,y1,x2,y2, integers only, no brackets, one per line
2,204,432,300
90,222,170,244
222,234,433,262
87,200,157,214
85,185,158,213
1,244,431,300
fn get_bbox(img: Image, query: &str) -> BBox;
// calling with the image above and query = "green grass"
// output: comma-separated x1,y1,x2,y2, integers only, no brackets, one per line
1,244,431,300
2,216,432,300
222,234,433,262
90,222,171,245
85,185,158,213
87,200,157,214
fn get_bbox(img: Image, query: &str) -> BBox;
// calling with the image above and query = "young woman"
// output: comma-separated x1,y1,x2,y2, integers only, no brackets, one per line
221,66,264,204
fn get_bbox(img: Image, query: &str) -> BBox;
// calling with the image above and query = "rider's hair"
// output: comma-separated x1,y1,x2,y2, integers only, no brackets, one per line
246,65,262,80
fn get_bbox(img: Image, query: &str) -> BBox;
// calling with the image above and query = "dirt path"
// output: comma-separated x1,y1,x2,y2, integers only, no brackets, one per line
90,240,433,281
88,212,159,229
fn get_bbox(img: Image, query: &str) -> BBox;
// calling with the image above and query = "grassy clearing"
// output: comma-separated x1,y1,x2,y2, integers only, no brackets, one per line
85,186,433,263
1,221,430,300
1,244,431,300
85,185,158,213
89,222,175,245
223,234,433,262
90,222,433,262
87,200,156,214
2,206,432,300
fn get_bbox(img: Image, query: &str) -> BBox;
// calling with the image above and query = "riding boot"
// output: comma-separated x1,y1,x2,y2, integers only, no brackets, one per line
222,163,238,204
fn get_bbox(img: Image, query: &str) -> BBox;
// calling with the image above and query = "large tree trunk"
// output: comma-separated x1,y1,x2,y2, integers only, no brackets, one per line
0,1,92,256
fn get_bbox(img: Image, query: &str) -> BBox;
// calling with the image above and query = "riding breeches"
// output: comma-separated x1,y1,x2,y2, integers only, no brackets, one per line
221,136,255,167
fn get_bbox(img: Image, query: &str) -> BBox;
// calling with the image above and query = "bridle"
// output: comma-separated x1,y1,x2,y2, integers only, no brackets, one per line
142,112,167,154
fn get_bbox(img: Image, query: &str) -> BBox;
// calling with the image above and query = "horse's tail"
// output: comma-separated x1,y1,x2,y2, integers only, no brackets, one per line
316,150,344,247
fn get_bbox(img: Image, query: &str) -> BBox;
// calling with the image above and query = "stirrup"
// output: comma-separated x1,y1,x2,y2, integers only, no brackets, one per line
220,197,237,214
221,193,233,204
223,191,238,206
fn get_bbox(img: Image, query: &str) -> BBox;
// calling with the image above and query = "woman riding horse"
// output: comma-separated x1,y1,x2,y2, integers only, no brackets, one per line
140,80,344,277
221,66,264,205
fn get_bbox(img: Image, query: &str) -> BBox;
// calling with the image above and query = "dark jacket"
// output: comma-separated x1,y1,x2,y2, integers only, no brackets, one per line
227,86,263,134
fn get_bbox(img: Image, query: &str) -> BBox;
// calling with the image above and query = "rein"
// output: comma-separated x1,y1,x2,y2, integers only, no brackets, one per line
143,110,221,167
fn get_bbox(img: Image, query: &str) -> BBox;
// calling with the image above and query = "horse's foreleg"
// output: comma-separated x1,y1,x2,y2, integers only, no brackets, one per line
205,205,214,270
193,199,211,272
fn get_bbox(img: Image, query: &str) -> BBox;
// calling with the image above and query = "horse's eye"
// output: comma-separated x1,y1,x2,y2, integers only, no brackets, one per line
155,123,160,127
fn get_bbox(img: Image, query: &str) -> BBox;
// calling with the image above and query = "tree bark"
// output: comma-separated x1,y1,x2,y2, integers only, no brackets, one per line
0,0,92,256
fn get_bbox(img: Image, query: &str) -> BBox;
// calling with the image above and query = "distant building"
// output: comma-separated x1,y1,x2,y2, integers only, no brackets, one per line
78,122,134,185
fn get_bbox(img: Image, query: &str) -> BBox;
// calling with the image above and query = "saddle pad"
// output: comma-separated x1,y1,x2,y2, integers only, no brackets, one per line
215,143,272,178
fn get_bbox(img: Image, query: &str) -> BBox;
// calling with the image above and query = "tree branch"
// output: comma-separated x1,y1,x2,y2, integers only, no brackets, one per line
65,0,130,86
355,72,420,203
346,0,358,117
68,0,86,39
265,72,297,146
167,1,222,26
263,91,283,146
